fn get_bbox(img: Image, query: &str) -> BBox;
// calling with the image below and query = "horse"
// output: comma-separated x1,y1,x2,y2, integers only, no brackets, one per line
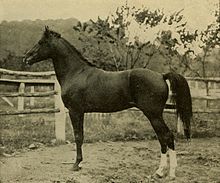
23,26,192,179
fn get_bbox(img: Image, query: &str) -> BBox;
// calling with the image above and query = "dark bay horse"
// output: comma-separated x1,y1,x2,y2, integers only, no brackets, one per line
23,27,192,178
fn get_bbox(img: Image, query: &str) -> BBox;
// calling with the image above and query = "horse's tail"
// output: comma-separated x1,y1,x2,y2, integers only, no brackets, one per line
163,72,192,140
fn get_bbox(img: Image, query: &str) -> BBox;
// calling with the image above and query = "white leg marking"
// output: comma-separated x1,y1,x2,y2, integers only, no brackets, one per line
169,149,177,178
155,153,167,177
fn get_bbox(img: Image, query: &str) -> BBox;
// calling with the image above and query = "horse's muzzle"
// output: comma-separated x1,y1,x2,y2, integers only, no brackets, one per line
23,56,32,65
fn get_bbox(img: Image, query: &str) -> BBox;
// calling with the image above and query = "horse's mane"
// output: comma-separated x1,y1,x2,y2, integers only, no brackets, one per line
48,30,61,38
47,30,96,67
62,39,96,67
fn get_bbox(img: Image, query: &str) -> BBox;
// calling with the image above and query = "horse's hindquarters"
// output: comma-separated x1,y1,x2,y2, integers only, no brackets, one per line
129,69,168,114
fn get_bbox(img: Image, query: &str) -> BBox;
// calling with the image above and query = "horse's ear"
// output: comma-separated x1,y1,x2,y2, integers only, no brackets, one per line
45,26,49,32
44,26,50,37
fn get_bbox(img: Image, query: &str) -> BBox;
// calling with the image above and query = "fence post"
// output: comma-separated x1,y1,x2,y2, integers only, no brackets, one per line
177,116,184,136
213,82,217,90
195,81,199,90
30,86,35,107
54,79,66,142
18,82,25,116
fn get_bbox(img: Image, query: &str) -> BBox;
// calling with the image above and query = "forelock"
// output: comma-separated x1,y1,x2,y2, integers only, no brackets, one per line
44,30,61,38
50,30,61,38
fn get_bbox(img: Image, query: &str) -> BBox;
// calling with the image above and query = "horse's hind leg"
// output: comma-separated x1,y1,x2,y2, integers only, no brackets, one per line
145,112,177,178
69,110,84,171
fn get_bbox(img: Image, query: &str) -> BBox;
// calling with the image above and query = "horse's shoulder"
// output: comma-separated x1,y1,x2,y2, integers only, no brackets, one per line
61,78,85,96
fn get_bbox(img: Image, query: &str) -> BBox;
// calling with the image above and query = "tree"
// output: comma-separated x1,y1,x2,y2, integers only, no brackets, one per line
73,3,219,81
73,20,116,71
193,10,220,95
133,8,194,73
0,50,24,71
73,5,150,71
134,6,219,81
166,9,220,95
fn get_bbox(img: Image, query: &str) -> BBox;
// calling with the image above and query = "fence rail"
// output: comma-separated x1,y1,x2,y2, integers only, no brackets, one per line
0,78,55,84
0,68,220,141
0,91,57,97
187,77,220,82
0,68,55,76
0,108,60,115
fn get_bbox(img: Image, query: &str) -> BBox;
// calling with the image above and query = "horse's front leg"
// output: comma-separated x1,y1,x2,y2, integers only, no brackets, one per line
69,110,84,171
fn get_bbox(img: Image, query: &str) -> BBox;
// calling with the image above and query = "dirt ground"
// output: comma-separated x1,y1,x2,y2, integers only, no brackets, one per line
1,138,220,183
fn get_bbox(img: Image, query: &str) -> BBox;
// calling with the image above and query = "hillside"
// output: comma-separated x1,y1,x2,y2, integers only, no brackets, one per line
0,18,79,59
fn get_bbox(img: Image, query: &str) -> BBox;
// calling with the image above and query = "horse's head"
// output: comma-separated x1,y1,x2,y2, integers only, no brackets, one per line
23,26,61,65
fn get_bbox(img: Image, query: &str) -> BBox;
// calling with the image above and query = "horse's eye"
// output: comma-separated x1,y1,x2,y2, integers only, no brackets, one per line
38,40,44,45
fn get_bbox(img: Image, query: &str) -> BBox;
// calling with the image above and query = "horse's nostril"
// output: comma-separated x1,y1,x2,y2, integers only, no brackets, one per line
22,57,30,65
23,57,28,64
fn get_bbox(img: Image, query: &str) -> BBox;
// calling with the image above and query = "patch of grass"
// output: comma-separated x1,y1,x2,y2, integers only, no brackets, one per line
0,114,55,153
1,109,219,153
65,111,157,143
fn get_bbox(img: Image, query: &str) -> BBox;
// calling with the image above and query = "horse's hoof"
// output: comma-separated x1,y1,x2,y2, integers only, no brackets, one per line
153,171,165,179
154,172,163,179
169,176,176,181
146,174,162,183
72,165,81,171
155,168,168,179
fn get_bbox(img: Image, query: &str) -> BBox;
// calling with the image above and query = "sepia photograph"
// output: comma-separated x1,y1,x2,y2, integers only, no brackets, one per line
0,0,219,182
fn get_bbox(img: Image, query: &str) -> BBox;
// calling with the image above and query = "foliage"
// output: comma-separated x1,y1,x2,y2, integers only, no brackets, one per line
133,6,219,78
73,5,151,71
0,50,54,71
73,5,219,75
131,8,191,73
195,10,220,77
0,51,24,70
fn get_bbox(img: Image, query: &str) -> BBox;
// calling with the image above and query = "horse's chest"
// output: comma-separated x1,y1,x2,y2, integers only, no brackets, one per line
61,87,84,108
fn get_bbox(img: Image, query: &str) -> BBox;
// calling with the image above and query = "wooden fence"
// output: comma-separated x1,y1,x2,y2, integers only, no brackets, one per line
0,68,219,141
0,69,66,141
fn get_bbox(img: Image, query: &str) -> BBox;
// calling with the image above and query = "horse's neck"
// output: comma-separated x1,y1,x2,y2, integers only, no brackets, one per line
51,39,87,85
